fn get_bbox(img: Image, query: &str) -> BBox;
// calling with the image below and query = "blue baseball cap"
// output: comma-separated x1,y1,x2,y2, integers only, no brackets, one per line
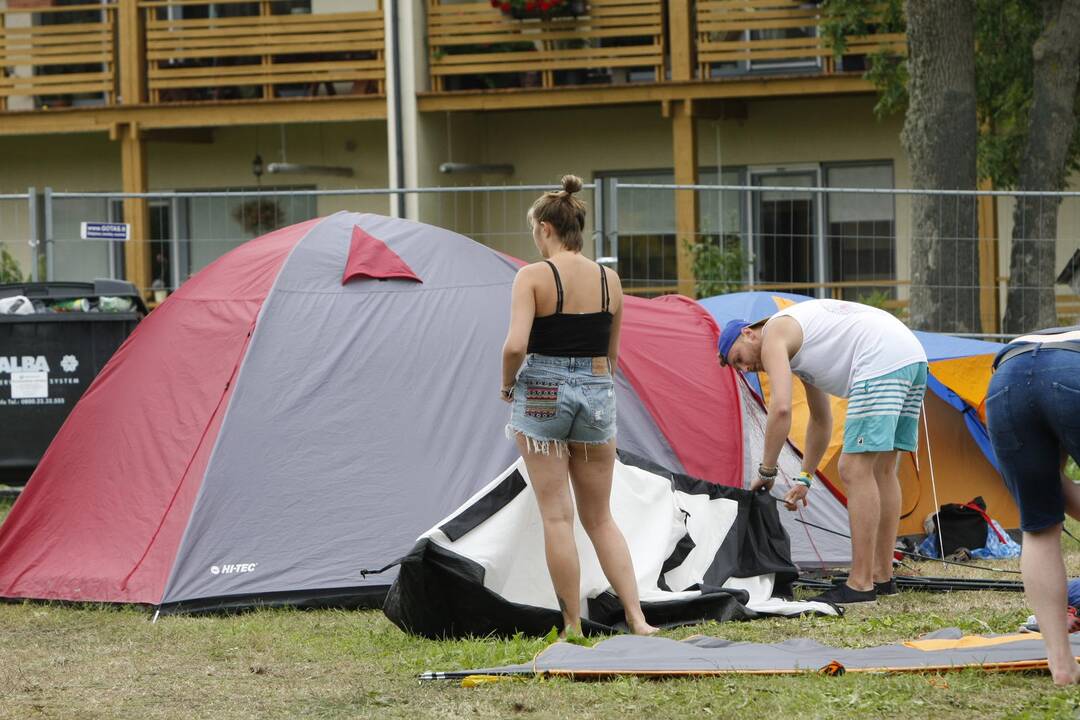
717,319,751,364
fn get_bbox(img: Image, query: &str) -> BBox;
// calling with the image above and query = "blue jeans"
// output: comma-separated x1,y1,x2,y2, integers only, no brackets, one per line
506,354,616,455
986,348,1080,532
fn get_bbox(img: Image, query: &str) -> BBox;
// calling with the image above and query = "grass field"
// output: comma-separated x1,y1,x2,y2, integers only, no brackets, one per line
3,498,1080,719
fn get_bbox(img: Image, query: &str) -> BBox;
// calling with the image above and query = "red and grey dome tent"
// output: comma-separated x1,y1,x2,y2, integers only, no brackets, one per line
0,213,849,614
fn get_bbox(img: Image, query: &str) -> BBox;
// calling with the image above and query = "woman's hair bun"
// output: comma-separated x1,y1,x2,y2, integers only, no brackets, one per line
560,174,583,195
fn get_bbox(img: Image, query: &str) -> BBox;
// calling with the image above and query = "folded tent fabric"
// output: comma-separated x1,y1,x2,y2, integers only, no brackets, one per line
384,450,839,639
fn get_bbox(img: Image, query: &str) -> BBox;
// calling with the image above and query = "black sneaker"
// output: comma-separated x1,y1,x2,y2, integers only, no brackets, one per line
809,583,877,604
874,578,898,596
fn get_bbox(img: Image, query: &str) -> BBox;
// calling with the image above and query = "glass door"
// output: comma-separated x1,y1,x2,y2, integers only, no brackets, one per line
751,170,822,296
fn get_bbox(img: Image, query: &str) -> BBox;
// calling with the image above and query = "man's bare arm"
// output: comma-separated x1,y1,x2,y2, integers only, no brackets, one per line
759,326,795,472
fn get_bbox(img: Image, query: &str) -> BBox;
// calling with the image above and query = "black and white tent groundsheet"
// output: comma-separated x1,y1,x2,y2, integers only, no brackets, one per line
420,629,1080,680
384,451,838,639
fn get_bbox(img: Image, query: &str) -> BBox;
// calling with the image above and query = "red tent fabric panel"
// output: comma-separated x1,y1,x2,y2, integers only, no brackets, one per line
619,295,742,487
342,225,422,284
0,219,318,604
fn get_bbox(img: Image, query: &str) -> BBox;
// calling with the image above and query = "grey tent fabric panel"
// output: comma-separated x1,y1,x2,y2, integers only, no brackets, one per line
611,372,685,475
161,213,522,603
429,631,1080,678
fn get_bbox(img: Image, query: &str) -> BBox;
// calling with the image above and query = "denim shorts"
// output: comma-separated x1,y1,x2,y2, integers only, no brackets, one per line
843,362,928,454
506,354,616,455
986,347,1080,532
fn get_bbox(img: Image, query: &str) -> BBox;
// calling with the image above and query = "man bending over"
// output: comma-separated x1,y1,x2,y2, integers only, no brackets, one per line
718,299,927,604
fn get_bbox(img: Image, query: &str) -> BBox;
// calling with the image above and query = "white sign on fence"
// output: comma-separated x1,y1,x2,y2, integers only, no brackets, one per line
80,222,130,241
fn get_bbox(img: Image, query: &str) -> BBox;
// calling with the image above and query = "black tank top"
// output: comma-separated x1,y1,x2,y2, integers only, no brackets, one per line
527,261,613,357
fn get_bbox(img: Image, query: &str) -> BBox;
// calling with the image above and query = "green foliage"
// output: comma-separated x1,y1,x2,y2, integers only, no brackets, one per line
856,289,902,318
0,244,27,283
820,0,1080,188
688,235,744,299
820,0,907,118
1067,457,1080,483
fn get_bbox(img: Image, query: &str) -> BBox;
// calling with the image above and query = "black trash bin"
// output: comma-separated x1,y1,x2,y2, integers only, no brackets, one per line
0,279,147,485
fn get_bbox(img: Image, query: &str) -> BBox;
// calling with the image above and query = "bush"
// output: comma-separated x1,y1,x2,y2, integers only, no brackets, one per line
0,245,26,283
688,235,744,299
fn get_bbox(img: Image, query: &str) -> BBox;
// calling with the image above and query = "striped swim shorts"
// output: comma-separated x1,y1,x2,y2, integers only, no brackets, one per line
843,362,929,454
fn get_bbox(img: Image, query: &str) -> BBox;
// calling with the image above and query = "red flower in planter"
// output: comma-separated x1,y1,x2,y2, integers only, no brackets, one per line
497,0,583,17
491,0,500,6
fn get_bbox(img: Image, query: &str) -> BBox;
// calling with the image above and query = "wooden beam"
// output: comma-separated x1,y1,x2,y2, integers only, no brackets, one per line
672,99,697,298
0,96,388,135
118,0,146,105
669,0,693,82
418,74,875,112
143,127,215,143
977,178,1000,333
119,122,151,299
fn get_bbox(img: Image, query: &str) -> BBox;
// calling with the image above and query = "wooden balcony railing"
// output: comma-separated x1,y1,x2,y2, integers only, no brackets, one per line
696,0,905,78
139,0,384,104
0,2,117,111
428,0,664,92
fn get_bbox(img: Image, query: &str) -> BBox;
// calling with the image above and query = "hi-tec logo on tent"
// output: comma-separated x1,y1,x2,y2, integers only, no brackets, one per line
209,563,258,576
0,356,49,375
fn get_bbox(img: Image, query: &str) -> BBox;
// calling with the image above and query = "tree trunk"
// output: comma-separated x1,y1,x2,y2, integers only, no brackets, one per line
1002,0,1080,334
901,0,980,333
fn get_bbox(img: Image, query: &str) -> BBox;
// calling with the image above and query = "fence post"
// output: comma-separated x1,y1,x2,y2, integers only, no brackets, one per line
592,179,604,260
43,187,54,281
609,179,619,266
27,187,40,282
977,181,1000,333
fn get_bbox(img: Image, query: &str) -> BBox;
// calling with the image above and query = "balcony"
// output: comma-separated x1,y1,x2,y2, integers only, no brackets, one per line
141,0,385,104
0,0,384,123
428,0,664,92
423,0,906,108
0,2,118,112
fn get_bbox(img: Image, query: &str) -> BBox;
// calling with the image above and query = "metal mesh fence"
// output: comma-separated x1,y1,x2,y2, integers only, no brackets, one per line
28,183,1080,335
0,193,36,283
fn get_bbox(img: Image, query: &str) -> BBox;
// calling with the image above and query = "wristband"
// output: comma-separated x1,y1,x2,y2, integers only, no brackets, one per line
757,464,778,478
794,472,813,488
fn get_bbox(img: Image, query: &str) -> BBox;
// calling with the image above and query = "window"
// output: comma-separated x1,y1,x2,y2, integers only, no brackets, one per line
597,169,744,296
824,163,896,301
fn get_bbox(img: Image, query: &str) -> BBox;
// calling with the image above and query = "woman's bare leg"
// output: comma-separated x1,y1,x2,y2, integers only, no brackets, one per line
516,435,580,635
568,439,657,635
1021,523,1080,685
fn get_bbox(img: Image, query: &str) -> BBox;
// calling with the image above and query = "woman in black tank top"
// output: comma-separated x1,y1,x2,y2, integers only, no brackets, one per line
499,175,657,638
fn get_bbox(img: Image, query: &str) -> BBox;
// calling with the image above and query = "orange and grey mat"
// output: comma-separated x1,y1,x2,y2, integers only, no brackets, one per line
421,628,1080,680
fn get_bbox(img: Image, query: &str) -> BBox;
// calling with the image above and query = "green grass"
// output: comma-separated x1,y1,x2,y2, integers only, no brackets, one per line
2,498,1080,719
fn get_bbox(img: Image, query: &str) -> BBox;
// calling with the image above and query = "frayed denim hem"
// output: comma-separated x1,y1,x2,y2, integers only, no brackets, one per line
505,425,615,461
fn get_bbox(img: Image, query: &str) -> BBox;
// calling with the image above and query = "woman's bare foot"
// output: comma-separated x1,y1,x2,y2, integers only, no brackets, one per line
629,620,660,636
559,624,584,641
1050,658,1080,685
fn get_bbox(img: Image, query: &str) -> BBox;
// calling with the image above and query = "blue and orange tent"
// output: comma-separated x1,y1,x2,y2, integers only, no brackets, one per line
699,292,1018,535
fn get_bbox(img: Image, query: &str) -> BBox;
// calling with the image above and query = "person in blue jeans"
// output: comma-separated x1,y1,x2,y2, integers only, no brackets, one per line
986,325,1080,685
499,174,656,638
